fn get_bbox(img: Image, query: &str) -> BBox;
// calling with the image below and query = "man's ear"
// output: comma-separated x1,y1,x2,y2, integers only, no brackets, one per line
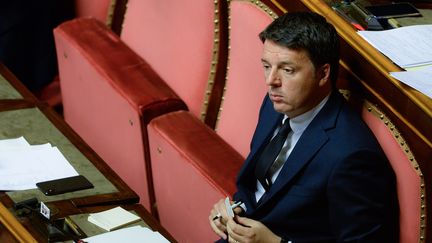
318,63,331,87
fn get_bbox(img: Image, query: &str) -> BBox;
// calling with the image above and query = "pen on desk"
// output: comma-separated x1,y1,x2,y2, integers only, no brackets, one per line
387,18,401,28
212,200,243,220
65,216,81,236
332,7,365,31
65,216,88,243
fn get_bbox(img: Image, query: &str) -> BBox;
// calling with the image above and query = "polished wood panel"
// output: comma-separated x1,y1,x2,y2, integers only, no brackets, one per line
3,202,175,243
204,0,230,128
0,63,37,102
0,202,37,243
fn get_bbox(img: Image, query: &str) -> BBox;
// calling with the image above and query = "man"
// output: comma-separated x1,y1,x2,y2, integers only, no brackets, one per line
209,12,398,243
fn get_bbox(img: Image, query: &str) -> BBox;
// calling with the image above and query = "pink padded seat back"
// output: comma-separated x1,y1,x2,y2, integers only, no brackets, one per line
75,0,111,23
54,18,185,210
121,0,215,118
361,101,424,243
148,110,243,242
216,1,274,158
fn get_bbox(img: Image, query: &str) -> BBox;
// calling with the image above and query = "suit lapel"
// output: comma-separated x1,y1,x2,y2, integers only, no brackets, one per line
256,125,328,207
255,92,344,210
236,96,282,208
237,96,282,181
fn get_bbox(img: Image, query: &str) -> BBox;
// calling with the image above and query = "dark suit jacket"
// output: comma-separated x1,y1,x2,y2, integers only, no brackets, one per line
223,92,398,243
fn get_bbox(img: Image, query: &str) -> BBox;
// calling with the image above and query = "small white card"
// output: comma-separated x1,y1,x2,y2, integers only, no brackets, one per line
88,206,140,231
40,201,50,220
225,197,234,217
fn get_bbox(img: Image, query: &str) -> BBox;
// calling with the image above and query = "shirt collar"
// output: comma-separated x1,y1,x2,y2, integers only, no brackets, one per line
283,94,330,134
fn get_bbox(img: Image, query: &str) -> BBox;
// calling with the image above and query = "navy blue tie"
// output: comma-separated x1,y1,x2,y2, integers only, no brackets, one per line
254,119,291,191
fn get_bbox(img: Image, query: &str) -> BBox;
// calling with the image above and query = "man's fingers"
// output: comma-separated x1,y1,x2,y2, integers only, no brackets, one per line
233,206,243,215
235,215,253,227
211,218,228,240
226,220,237,241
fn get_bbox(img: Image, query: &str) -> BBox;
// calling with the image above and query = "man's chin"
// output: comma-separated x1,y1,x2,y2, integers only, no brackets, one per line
272,104,287,114
273,101,296,114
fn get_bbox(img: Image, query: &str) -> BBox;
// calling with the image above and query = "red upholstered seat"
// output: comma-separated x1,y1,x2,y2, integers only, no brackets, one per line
216,1,274,157
55,0,218,215
148,1,275,241
74,0,111,23
121,0,216,118
361,100,425,243
149,111,243,242
54,18,186,210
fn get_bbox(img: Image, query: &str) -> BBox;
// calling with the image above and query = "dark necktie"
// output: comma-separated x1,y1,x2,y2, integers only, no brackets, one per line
254,119,291,191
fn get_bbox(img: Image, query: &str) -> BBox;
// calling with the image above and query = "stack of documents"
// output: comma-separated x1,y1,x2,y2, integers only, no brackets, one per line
358,24,432,69
358,25,432,98
83,225,170,243
0,137,78,190
88,206,141,231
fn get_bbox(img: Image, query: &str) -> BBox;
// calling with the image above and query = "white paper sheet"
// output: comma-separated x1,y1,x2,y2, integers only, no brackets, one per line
88,206,141,231
390,66,432,99
0,136,30,148
83,226,169,243
358,25,432,68
0,139,78,190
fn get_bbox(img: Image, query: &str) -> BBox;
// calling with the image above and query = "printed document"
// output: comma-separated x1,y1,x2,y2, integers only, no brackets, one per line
358,25,432,69
390,66,432,99
0,137,78,190
83,225,169,243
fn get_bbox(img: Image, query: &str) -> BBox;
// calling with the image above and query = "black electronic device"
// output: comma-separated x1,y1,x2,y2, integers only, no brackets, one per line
365,2,421,19
36,175,94,196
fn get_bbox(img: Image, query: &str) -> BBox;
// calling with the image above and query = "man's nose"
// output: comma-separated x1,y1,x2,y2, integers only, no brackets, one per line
266,69,280,86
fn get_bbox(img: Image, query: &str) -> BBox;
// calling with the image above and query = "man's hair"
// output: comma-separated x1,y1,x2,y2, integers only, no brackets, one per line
259,12,340,85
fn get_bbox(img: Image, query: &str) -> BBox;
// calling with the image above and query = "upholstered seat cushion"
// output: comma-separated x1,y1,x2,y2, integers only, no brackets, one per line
54,17,186,210
149,110,243,242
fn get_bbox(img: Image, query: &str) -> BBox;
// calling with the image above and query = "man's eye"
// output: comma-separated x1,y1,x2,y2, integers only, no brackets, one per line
283,68,294,74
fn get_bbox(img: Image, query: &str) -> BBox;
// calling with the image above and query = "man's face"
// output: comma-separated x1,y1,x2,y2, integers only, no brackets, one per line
261,40,330,118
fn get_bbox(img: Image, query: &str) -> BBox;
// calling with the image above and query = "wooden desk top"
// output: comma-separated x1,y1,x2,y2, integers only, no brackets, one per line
0,63,37,111
0,201,176,243
0,63,176,242
70,204,176,242
0,63,141,237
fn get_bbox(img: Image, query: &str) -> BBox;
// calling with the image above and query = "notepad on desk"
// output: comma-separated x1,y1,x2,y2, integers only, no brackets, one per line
88,206,141,231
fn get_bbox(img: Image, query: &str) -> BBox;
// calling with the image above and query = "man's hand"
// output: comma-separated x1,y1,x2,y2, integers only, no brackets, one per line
209,198,244,240
210,198,229,239
226,216,281,243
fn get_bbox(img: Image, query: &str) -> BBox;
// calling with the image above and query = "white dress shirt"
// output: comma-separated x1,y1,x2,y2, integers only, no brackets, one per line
254,95,330,202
